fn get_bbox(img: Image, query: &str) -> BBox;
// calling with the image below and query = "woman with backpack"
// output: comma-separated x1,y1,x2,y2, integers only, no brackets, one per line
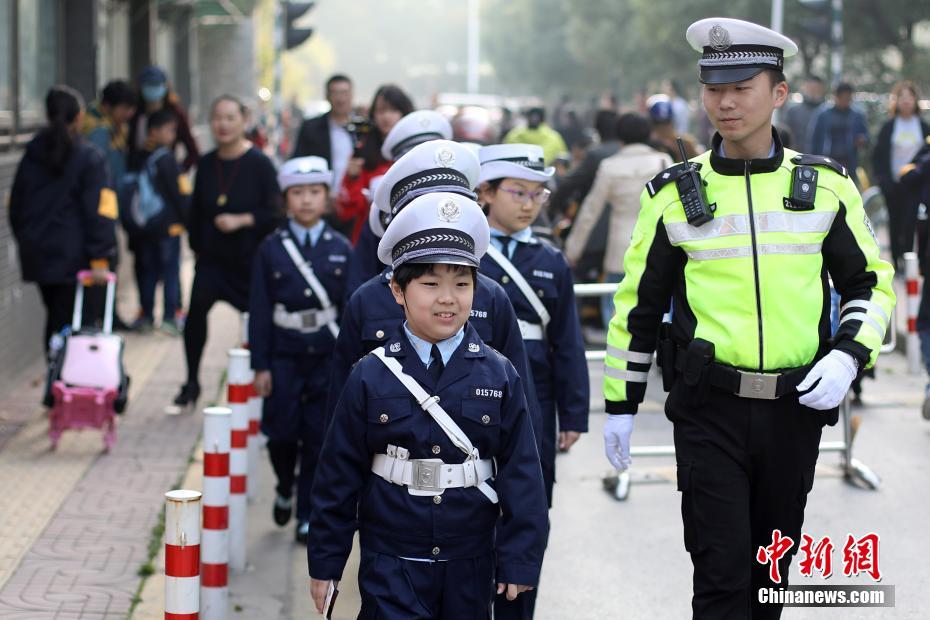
8,85,117,358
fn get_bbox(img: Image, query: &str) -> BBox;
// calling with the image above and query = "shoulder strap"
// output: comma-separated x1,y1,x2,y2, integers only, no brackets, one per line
790,154,848,178
372,347,498,503
485,244,551,327
280,235,339,338
645,162,700,198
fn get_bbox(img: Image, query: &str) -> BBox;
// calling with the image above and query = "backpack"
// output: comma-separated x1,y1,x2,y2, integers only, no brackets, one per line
118,147,169,234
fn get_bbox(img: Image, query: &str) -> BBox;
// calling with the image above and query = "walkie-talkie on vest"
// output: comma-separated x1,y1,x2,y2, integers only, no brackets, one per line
675,138,714,227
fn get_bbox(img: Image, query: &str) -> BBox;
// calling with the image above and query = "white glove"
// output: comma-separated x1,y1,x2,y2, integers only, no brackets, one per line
797,350,858,410
604,414,634,471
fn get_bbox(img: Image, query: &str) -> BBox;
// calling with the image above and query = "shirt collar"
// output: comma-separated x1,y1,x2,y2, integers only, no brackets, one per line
490,226,533,243
288,218,326,247
403,322,465,368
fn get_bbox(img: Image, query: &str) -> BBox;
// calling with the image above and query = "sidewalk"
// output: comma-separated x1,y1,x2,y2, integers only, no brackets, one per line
0,292,239,619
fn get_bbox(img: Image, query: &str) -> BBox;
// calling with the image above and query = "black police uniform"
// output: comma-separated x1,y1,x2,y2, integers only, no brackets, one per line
309,324,549,619
248,223,351,523
326,268,545,449
345,219,383,296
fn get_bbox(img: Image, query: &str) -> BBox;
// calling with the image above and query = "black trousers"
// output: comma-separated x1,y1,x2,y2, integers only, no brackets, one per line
666,380,825,620
884,183,919,269
182,262,249,387
38,282,105,355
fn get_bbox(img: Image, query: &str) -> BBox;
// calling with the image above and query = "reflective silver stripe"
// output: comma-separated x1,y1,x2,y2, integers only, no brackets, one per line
666,212,834,245
840,312,886,339
606,345,653,364
604,365,649,383
841,299,890,325
687,246,752,260
757,242,822,256
754,211,835,234
666,215,749,245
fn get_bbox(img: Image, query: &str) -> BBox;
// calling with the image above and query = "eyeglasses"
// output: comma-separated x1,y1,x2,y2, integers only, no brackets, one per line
499,186,551,205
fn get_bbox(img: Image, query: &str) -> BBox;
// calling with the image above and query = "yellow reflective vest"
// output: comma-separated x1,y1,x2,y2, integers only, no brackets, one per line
604,132,896,414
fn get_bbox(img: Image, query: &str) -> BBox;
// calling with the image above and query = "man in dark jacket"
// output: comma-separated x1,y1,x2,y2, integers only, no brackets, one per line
292,75,354,191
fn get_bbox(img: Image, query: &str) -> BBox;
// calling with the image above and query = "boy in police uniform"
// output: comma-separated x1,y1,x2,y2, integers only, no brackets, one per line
249,156,351,543
601,18,895,619
477,143,589,618
309,193,548,618
326,140,545,451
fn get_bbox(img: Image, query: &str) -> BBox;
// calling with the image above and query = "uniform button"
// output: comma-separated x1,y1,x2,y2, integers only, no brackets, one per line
431,445,441,455
537,289,545,297
304,288,312,297
335,268,342,276
433,495,442,505
481,415,491,424
273,271,281,279
379,414,389,423
375,329,385,339
501,275,510,284
432,546,440,556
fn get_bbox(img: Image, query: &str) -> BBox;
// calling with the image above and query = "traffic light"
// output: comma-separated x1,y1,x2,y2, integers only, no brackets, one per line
798,0,830,39
285,1,315,50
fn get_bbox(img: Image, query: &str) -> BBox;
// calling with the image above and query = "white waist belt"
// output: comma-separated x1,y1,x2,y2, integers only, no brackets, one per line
517,319,544,340
272,304,337,333
372,444,494,497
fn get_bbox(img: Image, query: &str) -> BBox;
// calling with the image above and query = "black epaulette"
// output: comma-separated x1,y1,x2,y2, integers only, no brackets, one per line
790,154,848,178
645,162,700,198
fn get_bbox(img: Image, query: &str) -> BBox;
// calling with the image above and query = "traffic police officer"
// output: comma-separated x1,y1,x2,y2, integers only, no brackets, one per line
478,143,589,619
309,192,548,618
346,110,454,294
326,140,545,449
602,18,895,619
249,156,352,543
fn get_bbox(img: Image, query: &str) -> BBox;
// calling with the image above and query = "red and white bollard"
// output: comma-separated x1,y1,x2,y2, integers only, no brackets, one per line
227,349,251,572
246,384,262,502
164,489,201,620
201,407,230,620
905,252,922,374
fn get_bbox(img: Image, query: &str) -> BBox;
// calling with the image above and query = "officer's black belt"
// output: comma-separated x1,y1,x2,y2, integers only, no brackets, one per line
673,353,812,400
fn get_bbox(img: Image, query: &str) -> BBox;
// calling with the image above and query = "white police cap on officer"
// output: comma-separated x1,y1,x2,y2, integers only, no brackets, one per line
374,139,480,223
686,17,798,85
377,192,490,269
478,143,554,185
381,110,454,161
277,156,332,191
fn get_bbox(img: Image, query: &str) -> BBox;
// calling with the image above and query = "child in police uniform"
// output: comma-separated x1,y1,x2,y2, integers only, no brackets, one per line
309,192,548,618
477,143,589,619
249,156,351,543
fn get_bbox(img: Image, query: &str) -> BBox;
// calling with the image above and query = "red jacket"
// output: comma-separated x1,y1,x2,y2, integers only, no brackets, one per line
336,161,390,243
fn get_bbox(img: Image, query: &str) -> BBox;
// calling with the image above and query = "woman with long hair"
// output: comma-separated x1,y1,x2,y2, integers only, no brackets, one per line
173,95,280,409
9,85,117,357
335,84,413,242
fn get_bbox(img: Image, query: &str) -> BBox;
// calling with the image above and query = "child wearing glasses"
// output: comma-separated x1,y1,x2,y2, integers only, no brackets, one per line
476,143,590,620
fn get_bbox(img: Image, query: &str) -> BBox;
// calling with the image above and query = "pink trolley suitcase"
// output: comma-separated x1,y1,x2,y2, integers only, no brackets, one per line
48,271,129,451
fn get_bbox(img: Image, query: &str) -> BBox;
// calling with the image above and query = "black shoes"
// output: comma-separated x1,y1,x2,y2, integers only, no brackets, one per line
172,383,201,407
273,494,293,526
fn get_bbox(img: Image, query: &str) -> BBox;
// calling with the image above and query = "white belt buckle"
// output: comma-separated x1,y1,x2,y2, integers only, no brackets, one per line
411,460,442,491
737,371,779,400
301,311,318,329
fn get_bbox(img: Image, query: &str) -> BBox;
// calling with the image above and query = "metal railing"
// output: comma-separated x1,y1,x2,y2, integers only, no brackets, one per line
574,281,886,500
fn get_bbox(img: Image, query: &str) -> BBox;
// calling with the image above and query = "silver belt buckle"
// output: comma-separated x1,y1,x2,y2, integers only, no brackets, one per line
411,460,441,491
300,310,318,329
737,371,779,400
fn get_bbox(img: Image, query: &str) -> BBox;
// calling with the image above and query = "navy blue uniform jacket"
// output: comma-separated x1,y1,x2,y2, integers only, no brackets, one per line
325,268,544,449
480,239,590,434
309,324,549,586
344,220,383,297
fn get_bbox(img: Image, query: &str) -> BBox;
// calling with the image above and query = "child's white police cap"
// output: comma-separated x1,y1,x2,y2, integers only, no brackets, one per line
374,139,480,222
277,156,332,191
478,143,554,185
377,192,490,269
381,110,454,161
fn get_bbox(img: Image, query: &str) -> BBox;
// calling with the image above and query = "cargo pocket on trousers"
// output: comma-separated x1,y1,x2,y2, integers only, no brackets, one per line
676,463,703,554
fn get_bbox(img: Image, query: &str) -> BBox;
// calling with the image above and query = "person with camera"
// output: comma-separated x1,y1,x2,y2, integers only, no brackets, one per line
335,84,414,243
292,74,355,193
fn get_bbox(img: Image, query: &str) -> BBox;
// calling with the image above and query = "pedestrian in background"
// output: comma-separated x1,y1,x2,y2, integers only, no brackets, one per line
173,95,280,409
9,85,117,357
872,80,930,270
564,113,672,329
784,75,826,153
249,156,351,544
292,74,355,192
336,84,413,243
810,82,869,179
503,107,568,166
129,65,199,173
83,80,137,187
